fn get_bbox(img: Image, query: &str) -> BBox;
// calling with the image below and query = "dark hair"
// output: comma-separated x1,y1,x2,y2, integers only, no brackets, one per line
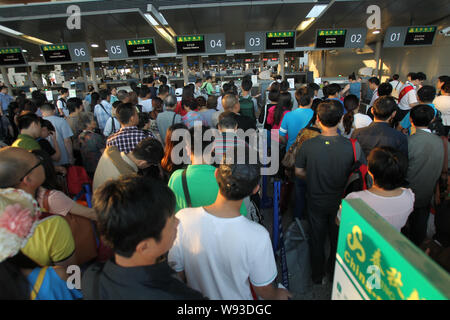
311,98,322,112
196,96,207,109
368,77,380,86
112,100,122,109
152,97,163,110
410,72,420,81
268,88,280,103
158,84,169,96
368,147,407,190
40,103,56,113
90,92,100,109
99,89,111,101
182,97,197,111
416,72,426,81
17,112,40,130
39,118,55,132
67,97,83,114
139,85,150,99
93,174,175,257
31,149,62,191
216,151,261,200
410,104,435,127
317,101,343,127
348,73,356,81
195,78,202,84
206,76,212,81
280,80,289,92
115,103,136,125
159,75,168,84
31,91,47,108
182,85,194,100
23,100,37,114
417,85,436,103
442,81,450,94
241,78,252,92
378,83,393,97
343,95,359,135
295,87,311,106
274,92,292,125
117,90,128,102
60,88,69,95
372,96,397,120
207,95,218,110
137,112,151,130
132,138,164,165
306,83,320,99
222,82,231,94
218,111,237,129
143,76,154,84
325,83,341,97
0,260,29,300
189,125,211,155
438,75,450,84
392,74,400,81
269,81,281,92
161,123,188,174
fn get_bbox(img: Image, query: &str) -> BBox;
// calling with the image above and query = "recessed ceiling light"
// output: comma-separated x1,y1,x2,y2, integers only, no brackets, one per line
306,5,328,18
39,54,43,56
91,44,99,48
373,30,381,34
22,49,27,53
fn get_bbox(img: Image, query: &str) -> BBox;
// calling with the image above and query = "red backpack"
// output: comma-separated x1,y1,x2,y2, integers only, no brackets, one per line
66,166,92,198
344,139,370,197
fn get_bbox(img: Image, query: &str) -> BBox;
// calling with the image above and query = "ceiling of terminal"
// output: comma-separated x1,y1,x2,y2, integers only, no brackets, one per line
0,0,448,64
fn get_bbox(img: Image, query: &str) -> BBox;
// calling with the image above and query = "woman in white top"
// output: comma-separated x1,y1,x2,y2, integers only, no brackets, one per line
337,146,414,232
339,94,372,138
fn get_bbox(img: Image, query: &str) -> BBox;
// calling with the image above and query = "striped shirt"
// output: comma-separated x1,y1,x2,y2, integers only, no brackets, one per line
106,126,155,154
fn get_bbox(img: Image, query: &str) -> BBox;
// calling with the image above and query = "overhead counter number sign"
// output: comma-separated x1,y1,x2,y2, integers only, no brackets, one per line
0,47,27,66
315,28,366,49
40,42,90,64
384,26,437,47
106,38,157,60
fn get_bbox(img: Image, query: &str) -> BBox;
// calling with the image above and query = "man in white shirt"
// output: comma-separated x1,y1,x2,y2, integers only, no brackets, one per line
168,155,291,300
56,88,70,117
139,85,153,113
368,77,380,107
433,81,450,135
395,72,421,127
389,74,403,99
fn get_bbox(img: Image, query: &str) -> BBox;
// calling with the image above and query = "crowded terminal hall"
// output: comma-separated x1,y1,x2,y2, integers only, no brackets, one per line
0,0,449,303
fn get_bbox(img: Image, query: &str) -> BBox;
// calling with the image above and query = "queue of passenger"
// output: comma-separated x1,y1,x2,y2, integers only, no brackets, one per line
0,70,449,300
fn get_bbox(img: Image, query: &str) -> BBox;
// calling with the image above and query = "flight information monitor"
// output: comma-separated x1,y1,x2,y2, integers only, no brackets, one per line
315,28,367,49
41,44,71,63
125,38,156,57
176,35,206,54
106,38,157,60
40,43,91,63
384,26,437,47
266,31,296,50
0,47,27,66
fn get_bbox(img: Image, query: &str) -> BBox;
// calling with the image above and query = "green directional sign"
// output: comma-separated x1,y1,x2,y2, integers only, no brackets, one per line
332,199,450,300
42,44,68,51
176,36,204,42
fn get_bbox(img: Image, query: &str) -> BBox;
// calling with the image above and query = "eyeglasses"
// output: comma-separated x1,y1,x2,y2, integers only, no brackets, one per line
19,154,44,182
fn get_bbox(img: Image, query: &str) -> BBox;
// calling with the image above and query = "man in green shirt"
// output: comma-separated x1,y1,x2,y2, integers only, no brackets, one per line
12,112,42,151
201,76,215,96
168,126,247,216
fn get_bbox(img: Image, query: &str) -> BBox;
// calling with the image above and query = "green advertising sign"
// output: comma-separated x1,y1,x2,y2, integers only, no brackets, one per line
332,199,450,300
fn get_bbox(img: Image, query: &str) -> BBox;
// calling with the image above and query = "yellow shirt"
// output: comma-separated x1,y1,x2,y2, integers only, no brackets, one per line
22,215,75,266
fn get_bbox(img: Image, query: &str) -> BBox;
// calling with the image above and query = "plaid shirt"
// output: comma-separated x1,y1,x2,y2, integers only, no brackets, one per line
106,126,155,154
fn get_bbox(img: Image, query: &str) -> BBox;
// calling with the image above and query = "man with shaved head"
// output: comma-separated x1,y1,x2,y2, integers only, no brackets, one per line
212,94,256,130
0,146,76,268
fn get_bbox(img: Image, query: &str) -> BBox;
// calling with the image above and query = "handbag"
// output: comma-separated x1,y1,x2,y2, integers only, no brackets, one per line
43,189,98,266
284,218,312,295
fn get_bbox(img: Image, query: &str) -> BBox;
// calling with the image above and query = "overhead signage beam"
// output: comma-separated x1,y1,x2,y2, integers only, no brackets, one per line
0,47,27,67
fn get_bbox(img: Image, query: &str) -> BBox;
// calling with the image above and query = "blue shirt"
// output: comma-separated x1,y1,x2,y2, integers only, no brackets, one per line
349,82,361,99
279,108,314,150
0,92,13,112
400,103,437,131
94,100,112,131
43,115,74,166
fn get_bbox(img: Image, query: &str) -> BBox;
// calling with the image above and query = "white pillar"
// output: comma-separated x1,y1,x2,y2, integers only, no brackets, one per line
374,40,382,77
182,55,188,85
88,59,98,92
139,59,144,80
279,50,285,80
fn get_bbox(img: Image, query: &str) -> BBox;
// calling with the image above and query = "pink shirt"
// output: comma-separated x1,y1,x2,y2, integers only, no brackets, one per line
267,106,290,141
36,187,75,216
